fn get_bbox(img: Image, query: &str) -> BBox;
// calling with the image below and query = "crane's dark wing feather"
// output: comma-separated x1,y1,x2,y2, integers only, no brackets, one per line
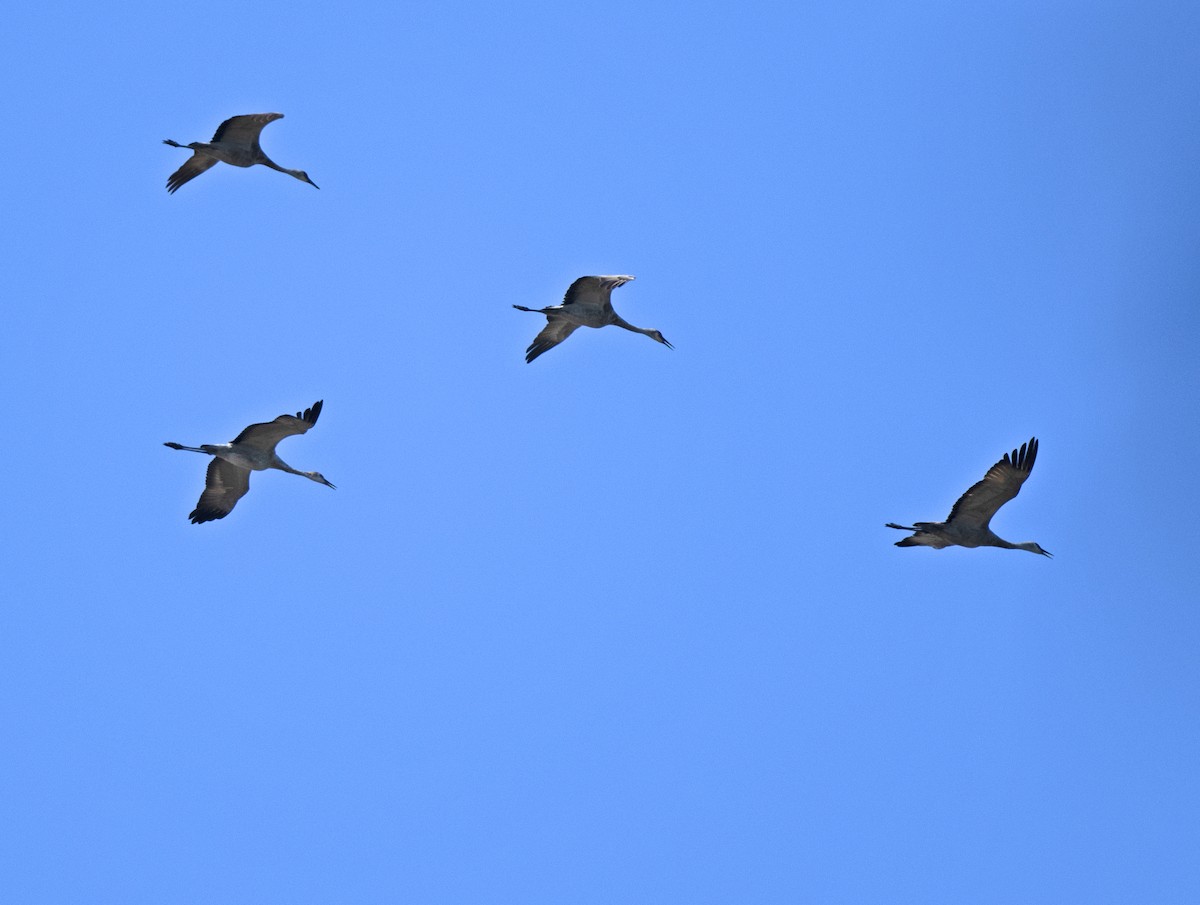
166,153,220,193
561,275,633,308
562,276,613,307
232,400,323,449
945,437,1039,530
189,458,250,524
211,112,283,146
525,317,580,363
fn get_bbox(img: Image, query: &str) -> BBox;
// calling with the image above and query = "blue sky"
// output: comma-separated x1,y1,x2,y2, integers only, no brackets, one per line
3,1,1199,902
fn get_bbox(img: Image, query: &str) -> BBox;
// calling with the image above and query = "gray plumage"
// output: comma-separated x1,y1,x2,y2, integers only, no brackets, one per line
165,400,334,524
886,437,1051,556
163,113,319,194
513,275,673,363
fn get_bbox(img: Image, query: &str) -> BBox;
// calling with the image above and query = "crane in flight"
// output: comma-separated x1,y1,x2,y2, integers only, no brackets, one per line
165,400,334,524
886,437,1051,556
513,275,672,363
163,113,319,194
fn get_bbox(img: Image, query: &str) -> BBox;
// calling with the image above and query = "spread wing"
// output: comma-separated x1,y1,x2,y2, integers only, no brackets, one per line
166,152,220,193
231,400,323,451
562,275,633,309
189,458,250,524
945,437,1039,530
525,317,580,363
211,112,283,149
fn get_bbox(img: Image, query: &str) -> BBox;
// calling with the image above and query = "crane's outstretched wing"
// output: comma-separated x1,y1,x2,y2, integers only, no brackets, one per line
231,400,323,451
189,458,251,524
211,113,283,149
945,437,1039,530
562,275,634,308
524,317,580,363
166,153,220,194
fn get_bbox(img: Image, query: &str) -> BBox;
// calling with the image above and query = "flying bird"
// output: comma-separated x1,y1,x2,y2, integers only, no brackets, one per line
513,275,672,363
165,400,334,524
163,113,319,194
886,437,1051,556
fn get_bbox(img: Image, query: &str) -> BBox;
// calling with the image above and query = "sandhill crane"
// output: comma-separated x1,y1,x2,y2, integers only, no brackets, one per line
886,437,1051,556
164,400,334,524
513,275,673,363
163,113,318,194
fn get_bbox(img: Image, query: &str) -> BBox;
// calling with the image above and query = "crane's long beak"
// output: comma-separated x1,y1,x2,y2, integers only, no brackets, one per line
661,337,674,350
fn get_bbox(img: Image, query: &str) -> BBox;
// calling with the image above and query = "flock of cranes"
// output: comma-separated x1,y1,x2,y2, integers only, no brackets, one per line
162,113,1052,557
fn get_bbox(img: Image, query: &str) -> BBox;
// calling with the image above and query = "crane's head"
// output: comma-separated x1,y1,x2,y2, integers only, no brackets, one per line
649,329,673,350
305,471,336,489
288,169,319,189
1020,542,1052,557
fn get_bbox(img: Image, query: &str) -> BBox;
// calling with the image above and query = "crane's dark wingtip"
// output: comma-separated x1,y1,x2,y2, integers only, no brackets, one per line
524,341,550,363
188,507,227,524
1010,435,1039,474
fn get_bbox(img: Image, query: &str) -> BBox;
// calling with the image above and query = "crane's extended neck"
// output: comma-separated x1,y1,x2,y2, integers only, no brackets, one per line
264,160,319,188
273,458,335,488
613,315,672,348
995,537,1052,557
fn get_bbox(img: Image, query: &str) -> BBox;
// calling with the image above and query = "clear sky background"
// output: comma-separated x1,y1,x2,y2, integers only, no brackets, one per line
3,1,1199,902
